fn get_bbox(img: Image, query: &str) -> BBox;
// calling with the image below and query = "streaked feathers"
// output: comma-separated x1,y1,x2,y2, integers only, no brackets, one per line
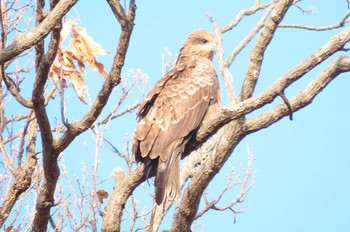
132,30,220,205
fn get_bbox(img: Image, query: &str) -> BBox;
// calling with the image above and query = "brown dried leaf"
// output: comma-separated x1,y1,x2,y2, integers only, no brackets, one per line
60,19,75,43
77,60,86,75
68,71,86,103
4,225,13,232
74,27,109,55
72,28,94,62
71,28,109,78
49,20,109,102
96,190,109,203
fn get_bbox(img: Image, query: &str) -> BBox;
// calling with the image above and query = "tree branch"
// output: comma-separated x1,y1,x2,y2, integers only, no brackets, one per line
53,2,136,154
279,12,350,31
246,55,350,133
0,72,33,108
0,0,78,64
206,13,237,104
32,18,62,231
239,0,294,101
226,5,274,68
221,0,271,33
102,165,149,232
170,17,350,232
170,55,350,232
196,25,350,144
0,116,38,228
99,21,350,232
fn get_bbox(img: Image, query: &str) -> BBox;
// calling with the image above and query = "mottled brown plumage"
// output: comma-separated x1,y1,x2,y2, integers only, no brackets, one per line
132,30,220,205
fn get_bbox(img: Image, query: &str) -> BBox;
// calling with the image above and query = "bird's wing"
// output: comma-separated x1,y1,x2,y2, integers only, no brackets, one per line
133,58,219,162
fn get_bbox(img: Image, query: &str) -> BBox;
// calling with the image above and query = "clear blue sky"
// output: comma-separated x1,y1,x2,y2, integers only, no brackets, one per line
58,1,350,231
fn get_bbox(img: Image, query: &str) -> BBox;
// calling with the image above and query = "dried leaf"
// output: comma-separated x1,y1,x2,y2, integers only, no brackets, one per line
68,71,86,103
71,28,109,78
69,39,84,61
49,19,109,102
60,19,75,43
96,190,109,203
74,28,109,55
77,60,86,75
4,225,13,232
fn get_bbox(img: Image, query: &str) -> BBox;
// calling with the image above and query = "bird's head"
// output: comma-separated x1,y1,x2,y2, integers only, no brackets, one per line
178,29,218,61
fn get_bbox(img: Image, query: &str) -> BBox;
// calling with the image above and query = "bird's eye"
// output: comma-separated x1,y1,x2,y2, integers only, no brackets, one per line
201,39,208,44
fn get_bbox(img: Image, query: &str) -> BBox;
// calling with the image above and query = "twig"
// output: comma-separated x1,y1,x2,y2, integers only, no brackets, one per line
17,111,35,167
1,71,33,108
0,133,17,174
206,13,236,104
226,5,274,68
280,12,350,30
278,91,293,120
195,149,256,222
221,0,272,33
293,2,317,14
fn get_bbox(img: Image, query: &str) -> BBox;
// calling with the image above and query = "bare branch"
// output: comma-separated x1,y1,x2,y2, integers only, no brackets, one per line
226,6,274,68
1,72,33,108
239,0,294,101
0,133,17,174
196,25,350,144
107,0,128,25
172,54,350,231
0,0,78,64
0,116,38,228
53,3,136,154
107,0,135,27
246,55,350,133
170,9,350,232
102,166,148,232
207,13,236,104
221,0,271,33
293,2,317,14
280,12,350,30
31,4,67,230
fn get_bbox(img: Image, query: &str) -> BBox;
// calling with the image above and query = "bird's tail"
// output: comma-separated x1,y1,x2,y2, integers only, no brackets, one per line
155,153,181,205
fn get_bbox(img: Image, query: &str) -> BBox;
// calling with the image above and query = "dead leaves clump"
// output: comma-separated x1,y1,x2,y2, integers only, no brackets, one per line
49,19,109,103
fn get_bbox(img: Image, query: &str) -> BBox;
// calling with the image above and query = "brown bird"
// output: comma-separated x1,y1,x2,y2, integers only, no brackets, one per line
132,29,220,205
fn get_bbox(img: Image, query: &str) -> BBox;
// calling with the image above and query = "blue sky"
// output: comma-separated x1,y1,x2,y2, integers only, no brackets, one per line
52,0,350,231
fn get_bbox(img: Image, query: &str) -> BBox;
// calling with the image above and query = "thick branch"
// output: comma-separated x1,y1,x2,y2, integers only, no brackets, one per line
171,55,350,232
102,165,150,232
99,25,350,231
196,26,350,144
239,0,294,101
172,120,247,231
170,22,350,231
246,56,350,133
107,0,128,26
0,0,78,64
0,117,38,228
32,19,62,232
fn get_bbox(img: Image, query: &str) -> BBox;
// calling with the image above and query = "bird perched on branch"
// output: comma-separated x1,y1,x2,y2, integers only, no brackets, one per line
132,29,220,205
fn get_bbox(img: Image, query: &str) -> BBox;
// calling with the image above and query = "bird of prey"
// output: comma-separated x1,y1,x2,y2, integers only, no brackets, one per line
132,29,220,205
